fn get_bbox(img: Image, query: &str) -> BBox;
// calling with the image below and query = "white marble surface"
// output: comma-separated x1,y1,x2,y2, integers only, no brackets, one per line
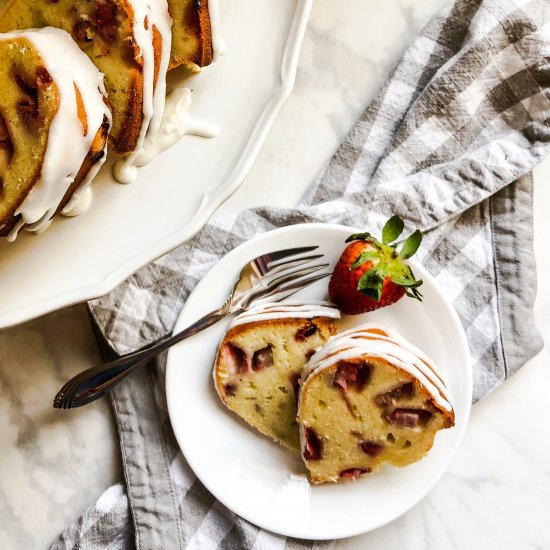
1,0,550,548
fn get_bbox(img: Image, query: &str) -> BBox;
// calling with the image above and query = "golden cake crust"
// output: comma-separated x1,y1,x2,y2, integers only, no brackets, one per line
168,0,213,70
0,109,110,238
0,0,159,155
0,35,110,238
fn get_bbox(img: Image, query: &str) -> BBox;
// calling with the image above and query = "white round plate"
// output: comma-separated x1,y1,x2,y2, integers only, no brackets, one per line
0,0,312,329
166,223,472,540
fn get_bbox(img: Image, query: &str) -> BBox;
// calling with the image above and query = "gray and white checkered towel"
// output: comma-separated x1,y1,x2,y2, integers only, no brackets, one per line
52,0,550,548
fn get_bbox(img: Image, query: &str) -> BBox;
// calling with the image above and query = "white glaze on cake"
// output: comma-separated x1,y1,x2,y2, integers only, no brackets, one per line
114,0,224,182
300,322,453,412
62,186,93,217
231,302,341,328
1,28,111,241
113,0,173,184
207,0,227,61
134,87,219,167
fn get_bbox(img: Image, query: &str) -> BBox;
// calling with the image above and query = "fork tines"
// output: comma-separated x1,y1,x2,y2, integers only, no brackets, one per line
264,246,320,269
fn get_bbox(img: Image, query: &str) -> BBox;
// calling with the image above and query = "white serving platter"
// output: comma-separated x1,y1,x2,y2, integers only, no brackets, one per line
0,0,312,329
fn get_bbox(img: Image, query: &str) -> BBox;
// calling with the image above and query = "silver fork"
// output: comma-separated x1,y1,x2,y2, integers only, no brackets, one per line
53,246,330,409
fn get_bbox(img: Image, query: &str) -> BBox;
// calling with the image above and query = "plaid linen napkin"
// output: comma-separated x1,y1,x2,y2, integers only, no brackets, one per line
52,0,550,548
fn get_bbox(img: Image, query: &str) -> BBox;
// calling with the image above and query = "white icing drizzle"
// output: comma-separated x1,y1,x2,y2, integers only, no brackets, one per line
6,218,24,243
1,28,110,242
133,87,219,167
113,0,172,184
301,322,453,413
231,301,341,328
114,0,224,183
61,186,93,217
207,0,227,61
147,0,172,135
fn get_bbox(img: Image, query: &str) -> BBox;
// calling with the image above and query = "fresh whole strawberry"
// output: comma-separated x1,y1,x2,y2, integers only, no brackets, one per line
329,216,423,315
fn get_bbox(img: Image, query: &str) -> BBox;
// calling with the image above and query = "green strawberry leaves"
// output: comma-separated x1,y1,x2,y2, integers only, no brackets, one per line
346,217,422,259
405,286,423,299
345,232,373,243
399,229,423,259
390,271,423,287
350,250,379,269
382,215,404,244
390,266,423,301
357,265,388,301
347,215,424,302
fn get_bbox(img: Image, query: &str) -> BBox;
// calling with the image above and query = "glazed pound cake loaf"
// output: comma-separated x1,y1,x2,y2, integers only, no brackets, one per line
0,0,172,157
0,28,111,241
298,323,455,483
214,303,340,450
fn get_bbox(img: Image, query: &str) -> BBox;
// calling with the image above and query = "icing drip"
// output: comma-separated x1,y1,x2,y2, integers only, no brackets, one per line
231,302,341,328
301,322,453,413
134,87,219,167
113,0,173,184
207,0,227,61
62,186,93,217
1,28,111,241
147,0,172,135
114,0,224,183
6,218,24,243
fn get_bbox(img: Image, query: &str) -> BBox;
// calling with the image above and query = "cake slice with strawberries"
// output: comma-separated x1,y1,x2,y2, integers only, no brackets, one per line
298,323,455,483
214,303,340,451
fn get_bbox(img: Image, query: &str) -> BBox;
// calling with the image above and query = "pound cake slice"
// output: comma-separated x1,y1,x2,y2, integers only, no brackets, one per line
0,0,172,156
0,28,111,240
298,323,455,483
214,303,340,451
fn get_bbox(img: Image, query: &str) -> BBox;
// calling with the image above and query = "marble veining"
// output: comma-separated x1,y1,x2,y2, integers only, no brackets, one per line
0,307,121,548
1,0,549,548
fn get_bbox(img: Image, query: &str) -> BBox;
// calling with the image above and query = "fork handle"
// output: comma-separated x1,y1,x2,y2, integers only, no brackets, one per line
56,307,228,408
